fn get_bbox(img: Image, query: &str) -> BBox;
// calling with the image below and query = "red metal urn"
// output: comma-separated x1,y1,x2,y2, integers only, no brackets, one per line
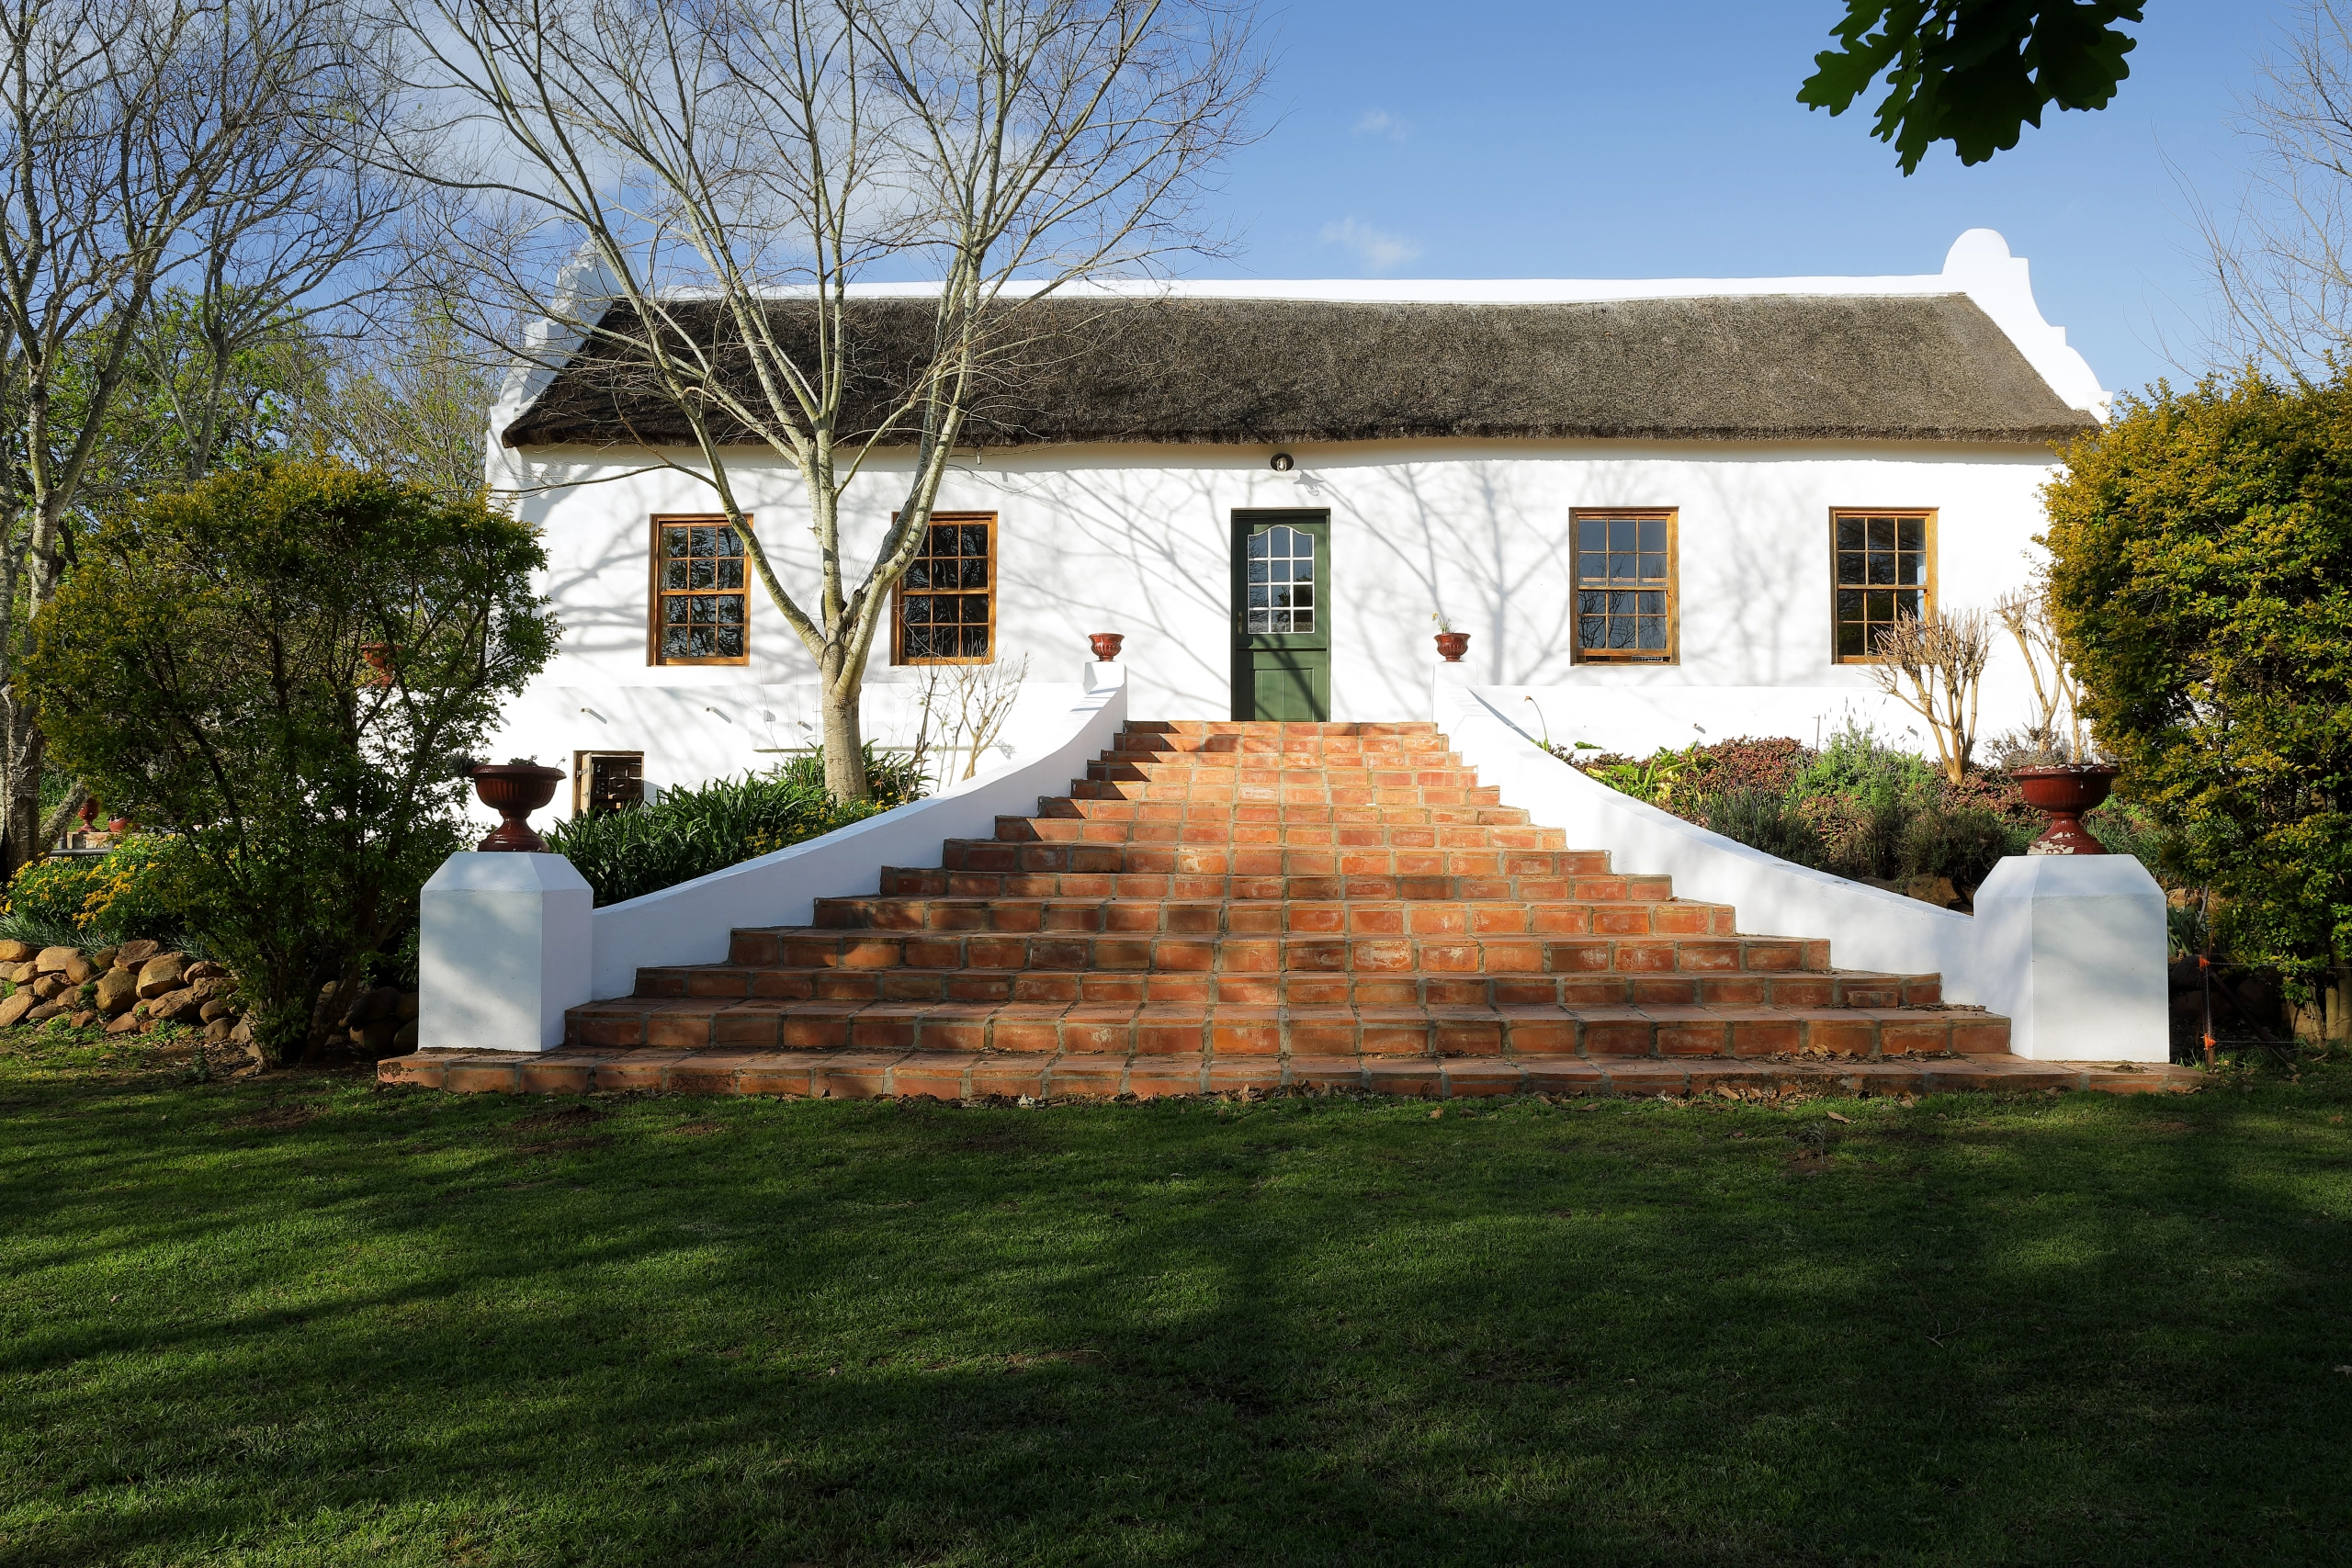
470,762,567,852
2012,764,2119,856
1434,631,1471,663
1088,631,1125,662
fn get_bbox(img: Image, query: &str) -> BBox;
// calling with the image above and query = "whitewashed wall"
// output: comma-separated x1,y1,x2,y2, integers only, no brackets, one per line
487,436,2066,790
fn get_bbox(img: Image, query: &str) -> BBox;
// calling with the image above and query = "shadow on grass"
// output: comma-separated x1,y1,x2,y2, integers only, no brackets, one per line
2,1068,2347,1566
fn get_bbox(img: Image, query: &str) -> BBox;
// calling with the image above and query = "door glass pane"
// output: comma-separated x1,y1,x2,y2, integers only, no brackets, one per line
1247,525,1314,635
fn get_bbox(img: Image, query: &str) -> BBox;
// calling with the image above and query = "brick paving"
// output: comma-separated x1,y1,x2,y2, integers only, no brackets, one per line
381,721,2200,1100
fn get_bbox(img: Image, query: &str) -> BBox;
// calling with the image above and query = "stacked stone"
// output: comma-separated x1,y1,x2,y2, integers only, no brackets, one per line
0,938,248,1043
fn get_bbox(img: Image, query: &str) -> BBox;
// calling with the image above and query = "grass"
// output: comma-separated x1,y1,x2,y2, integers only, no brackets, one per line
3,1033,2349,1566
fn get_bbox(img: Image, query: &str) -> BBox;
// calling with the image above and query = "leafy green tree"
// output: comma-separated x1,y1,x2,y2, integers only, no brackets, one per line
2041,372,2352,1018
20,461,559,1061
1800,1,2144,173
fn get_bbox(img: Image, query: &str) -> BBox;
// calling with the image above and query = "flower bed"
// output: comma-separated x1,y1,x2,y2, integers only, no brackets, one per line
1557,722,2153,908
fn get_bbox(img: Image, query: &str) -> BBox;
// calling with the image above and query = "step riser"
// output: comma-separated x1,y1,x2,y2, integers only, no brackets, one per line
1037,800,1537,826
711,932,1830,976
571,1006,2000,1058
808,898,1738,937
877,869,1638,900
995,818,1570,850
632,971,1935,1009
936,842,1639,880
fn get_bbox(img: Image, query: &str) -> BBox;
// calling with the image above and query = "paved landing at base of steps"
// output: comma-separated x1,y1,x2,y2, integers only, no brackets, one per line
379,1047,2200,1100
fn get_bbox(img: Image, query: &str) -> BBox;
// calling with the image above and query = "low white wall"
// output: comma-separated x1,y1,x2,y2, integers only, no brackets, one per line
1433,665,2167,1061
584,661,1128,999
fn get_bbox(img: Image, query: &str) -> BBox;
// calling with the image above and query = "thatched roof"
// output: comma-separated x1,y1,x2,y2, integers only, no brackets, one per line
500,293,2096,450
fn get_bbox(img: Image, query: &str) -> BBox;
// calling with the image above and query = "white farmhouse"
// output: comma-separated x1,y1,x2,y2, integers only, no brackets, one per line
486,228,2103,813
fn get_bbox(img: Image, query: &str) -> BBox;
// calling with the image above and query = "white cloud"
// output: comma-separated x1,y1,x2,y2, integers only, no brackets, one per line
1353,109,1408,141
1319,217,1422,272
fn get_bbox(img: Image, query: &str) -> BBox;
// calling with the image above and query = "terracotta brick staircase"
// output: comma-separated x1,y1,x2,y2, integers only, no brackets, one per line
382,722,2194,1100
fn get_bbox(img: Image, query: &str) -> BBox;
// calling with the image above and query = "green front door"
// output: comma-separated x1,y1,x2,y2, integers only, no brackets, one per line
1231,511,1331,721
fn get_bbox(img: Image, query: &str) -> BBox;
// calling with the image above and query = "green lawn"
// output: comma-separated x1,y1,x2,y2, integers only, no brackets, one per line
4,1034,2348,1567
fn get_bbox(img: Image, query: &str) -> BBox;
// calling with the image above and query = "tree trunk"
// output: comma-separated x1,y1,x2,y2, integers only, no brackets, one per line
820,649,870,802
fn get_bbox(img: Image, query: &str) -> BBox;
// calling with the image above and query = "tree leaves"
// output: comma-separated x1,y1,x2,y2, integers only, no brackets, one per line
1798,1,2145,174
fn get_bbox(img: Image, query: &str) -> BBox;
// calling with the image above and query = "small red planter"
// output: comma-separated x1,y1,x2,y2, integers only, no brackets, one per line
470,762,567,852
1434,631,1470,663
2012,764,2119,856
358,643,394,687
1088,631,1125,662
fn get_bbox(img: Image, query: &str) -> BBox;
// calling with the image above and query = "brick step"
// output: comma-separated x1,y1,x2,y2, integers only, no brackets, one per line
1130,721,1441,737
811,894,1738,937
1035,798,1538,826
388,1046,2195,1100
566,998,2003,1057
877,866,1643,900
1110,734,1459,758
707,929,1829,977
634,966,1932,1011
934,841,1625,879
1082,761,1486,788
1066,779,1505,807
992,816,1570,850
1099,750,1469,772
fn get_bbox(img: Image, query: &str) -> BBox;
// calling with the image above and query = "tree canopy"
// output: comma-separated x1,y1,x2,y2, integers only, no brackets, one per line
2041,372,2352,985
1800,1,2144,174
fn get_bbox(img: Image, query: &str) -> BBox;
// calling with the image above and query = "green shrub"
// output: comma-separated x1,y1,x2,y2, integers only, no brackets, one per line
1897,800,2032,889
546,746,928,908
1693,788,1826,868
0,835,203,944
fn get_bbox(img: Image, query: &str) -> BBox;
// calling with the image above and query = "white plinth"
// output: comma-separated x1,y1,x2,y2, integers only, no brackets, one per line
1972,854,2169,1062
420,852,594,1054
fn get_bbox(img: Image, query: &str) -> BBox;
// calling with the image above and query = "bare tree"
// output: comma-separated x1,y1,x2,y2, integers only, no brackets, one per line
385,0,1262,801
0,0,398,872
2205,0,2352,375
1868,608,1992,784
1991,583,2086,761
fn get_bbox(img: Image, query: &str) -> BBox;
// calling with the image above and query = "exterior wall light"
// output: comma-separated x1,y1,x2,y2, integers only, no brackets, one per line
1270,453,1295,471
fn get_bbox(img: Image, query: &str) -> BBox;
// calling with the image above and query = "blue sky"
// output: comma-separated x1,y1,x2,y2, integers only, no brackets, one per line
1193,0,2295,399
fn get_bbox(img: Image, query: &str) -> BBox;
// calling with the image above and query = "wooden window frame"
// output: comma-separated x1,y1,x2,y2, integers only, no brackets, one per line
890,511,999,666
1828,508,1938,664
1569,507,1679,665
648,513,752,668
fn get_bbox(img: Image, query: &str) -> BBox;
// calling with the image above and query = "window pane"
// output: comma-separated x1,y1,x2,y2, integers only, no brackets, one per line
1837,589,1863,619
1837,621,1865,658
1248,609,1271,632
718,596,742,624
662,627,691,657
906,560,930,589
664,560,688,590
1610,591,1635,616
1897,518,1924,552
1837,517,1865,551
1867,517,1894,549
1637,617,1667,649
1867,552,1894,585
1638,519,1666,553
1638,592,1664,615
1896,553,1923,586
1578,615,1605,647
665,528,689,558
718,527,742,557
1607,553,1633,581
689,558,714,589
1866,591,1895,621
1608,617,1635,649
904,625,937,658
715,626,743,658
904,596,933,625
961,525,988,558
1269,526,1291,553
1894,589,1924,620
959,595,988,624
717,559,742,589
1837,551,1863,585
664,598,689,624
1577,591,1605,615
1291,585,1314,608
1638,554,1666,581
1248,531,1267,558
955,558,981,589
1248,558,1268,583
1578,518,1607,551
687,626,714,658
1248,586,1268,608
962,625,989,657
1608,518,1636,551
1577,552,1604,583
